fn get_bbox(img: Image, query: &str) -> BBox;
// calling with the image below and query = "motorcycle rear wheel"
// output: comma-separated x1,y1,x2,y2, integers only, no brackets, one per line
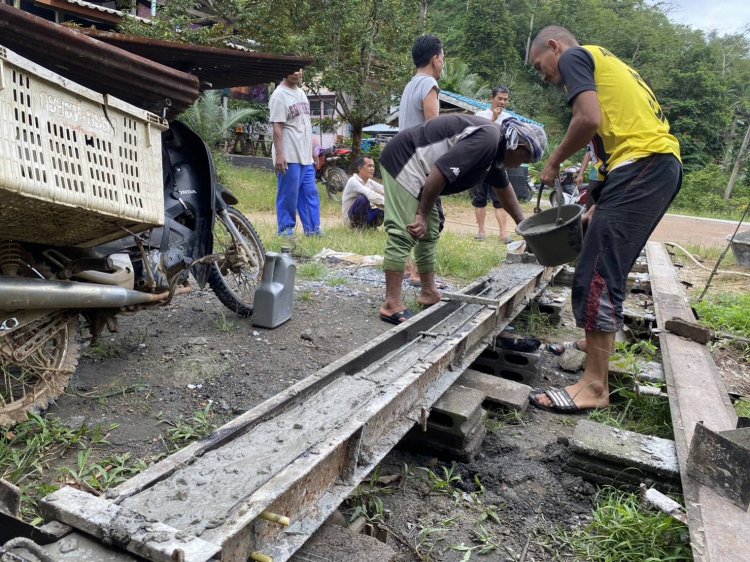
0,313,80,426
208,207,266,317
324,167,348,201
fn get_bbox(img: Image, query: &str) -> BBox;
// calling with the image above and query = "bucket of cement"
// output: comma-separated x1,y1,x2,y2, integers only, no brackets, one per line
730,230,750,268
515,204,584,266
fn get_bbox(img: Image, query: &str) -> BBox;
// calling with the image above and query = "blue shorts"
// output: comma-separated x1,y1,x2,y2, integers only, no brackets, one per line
572,154,682,332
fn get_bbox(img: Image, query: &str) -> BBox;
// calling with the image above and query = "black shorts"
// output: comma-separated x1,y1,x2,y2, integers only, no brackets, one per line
470,183,502,209
572,154,682,332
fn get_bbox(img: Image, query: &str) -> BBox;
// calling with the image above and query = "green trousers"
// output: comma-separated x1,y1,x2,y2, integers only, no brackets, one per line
382,169,440,273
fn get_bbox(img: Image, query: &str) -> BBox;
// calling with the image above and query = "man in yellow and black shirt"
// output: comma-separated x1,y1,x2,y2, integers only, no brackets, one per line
527,25,682,414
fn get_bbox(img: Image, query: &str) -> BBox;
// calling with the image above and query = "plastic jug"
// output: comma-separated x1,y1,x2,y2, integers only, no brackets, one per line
252,248,296,328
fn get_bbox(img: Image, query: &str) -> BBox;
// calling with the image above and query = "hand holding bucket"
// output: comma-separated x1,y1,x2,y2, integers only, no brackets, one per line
515,181,584,266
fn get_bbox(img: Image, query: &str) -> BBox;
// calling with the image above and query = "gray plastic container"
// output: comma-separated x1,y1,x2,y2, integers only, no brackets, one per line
252,248,296,328
730,230,750,268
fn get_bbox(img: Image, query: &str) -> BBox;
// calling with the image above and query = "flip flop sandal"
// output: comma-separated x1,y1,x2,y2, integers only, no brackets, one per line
379,309,414,325
547,341,582,356
528,388,593,414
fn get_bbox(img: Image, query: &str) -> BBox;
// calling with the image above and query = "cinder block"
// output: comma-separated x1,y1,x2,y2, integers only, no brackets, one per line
627,272,652,295
430,385,485,432
403,410,487,462
470,352,539,386
456,369,531,413
623,306,657,338
554,265,576,286
495,347,542,370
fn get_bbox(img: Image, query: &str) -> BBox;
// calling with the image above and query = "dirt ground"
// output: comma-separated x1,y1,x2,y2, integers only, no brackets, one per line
38,241,749,561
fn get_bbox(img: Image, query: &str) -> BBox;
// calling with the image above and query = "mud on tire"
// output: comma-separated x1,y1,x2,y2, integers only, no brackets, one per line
208,207,266,317
0,314,80,426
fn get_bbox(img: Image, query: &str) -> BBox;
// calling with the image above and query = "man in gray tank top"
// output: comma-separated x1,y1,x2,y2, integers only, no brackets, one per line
399,35,444,130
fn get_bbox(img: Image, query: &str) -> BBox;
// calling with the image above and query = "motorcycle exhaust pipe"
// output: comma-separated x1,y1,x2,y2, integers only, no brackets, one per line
0,277,171,310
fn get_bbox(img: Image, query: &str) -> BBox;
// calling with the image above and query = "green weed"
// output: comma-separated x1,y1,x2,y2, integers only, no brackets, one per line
161,403,217,448
547,487,691,561
213,310,240,332
485,409,525,433
1,414,119,521
297,290,314,303
421,463,462,495
694,293,750,338
59,450,147,492
736,398,750,418
296,261,327,280
588,380,673,439
511,310,558,340
610,340,659,375
451,524,503,560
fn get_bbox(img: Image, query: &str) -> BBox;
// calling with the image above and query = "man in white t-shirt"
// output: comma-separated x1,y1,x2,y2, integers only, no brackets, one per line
341,156,384,228
269,68,322,237
472,85,513,243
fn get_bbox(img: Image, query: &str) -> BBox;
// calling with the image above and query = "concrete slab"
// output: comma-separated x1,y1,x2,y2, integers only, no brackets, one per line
456,369,531,413
570,420,679,479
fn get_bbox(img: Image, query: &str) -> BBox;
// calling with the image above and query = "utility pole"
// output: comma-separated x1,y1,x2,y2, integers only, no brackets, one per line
724,118,750,200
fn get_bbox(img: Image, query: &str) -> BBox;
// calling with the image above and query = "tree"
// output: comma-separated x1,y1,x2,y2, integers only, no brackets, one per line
179,90,263,149
439,59,490,99
301,0,422,164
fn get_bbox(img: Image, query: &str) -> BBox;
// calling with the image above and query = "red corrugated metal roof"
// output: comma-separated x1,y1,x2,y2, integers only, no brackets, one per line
80,29,313,91
0,2,199,118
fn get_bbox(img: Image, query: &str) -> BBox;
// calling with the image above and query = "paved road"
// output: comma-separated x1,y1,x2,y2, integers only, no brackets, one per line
442,209,746,249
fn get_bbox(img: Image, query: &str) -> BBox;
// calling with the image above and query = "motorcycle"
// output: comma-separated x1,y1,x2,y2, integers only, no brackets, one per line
0,121,265,425
548,167,589,208
314,144,351,201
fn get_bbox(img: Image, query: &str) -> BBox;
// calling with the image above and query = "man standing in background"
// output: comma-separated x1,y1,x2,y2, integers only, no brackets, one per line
269,68,322,238
472,85,514,242
398,35,446,289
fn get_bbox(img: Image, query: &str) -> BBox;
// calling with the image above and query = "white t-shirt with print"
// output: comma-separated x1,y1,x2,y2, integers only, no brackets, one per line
269,84,313,165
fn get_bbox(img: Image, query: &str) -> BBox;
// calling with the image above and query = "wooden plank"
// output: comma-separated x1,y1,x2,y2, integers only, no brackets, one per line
646,242,747,562
40,487,221,562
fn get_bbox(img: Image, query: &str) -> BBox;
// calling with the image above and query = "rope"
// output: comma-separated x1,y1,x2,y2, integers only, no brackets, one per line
664,242,750,279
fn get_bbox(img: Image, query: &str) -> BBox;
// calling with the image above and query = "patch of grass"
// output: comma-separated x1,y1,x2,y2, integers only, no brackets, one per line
588,382,673,439
296,261,327,280
736,398,750,418
83,339,123,360
511,309,558,340
421,463,463,495
160,403,217,448
297,290,314,303
212,310,241,332
327,275,349,287
59,450,148,493
0,414,119,520
610,340,659,375
548,487,691,561
485,409,525,434
694,293,750,338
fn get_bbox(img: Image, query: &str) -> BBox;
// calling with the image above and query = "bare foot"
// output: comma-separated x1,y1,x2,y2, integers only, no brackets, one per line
417,286,442,308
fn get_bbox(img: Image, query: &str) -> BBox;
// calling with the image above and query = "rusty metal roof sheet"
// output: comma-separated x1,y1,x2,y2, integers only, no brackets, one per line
0,3,199,118
80,29,314,91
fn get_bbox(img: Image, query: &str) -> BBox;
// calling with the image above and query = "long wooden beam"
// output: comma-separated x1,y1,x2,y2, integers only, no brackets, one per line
647,242,748,561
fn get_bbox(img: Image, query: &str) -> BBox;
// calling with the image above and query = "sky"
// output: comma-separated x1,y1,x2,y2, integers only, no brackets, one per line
652,0,750,35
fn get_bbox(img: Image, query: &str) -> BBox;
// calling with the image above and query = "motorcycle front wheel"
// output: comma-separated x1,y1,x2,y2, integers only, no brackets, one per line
0,313,80,426
323,167,349,201
208,207,266,317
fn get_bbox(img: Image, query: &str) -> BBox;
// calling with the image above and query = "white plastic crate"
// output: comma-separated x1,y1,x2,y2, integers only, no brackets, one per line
0,45,168,247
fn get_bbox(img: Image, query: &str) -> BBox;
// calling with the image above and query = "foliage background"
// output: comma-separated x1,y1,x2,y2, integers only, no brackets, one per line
122,0,750,205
